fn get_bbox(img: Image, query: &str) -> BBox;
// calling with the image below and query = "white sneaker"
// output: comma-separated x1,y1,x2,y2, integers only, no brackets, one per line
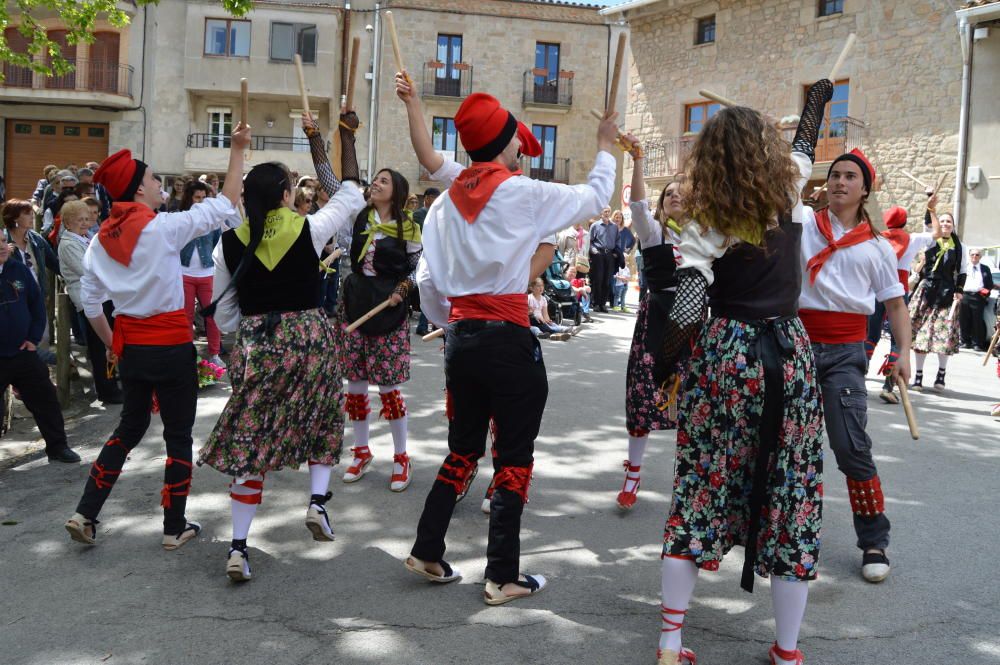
208,355,226,369
861,550,890,583
227,548,252,582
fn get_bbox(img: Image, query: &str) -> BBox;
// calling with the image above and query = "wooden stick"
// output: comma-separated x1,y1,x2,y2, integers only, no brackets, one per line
346,36,361,111
946,299,960,323
294,54,311,116
900,170,929,189
422,328,445,342
345,298,393,334
589,108,634,152
385,11,408,82
607,33,627,114
320,248,342,268
827,33,857,81
896,377,920,440
932,172,947,195
698,89,738,107
984,327,1000,366
240,78,249,125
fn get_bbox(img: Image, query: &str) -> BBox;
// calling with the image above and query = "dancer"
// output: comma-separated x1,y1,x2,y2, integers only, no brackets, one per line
396,72,617,603
656,81,833,665
338,161,423,494
799,147,912,585
64,123,249,549
909,204,967,391
617,166,686,510
198,110,365,581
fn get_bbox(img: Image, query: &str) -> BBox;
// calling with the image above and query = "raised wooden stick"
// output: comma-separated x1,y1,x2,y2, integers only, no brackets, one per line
589,108,634,152
984,327,1000,366
385,11,409,84
422,328,445,342
607,33,627,114
900,170,929,189
240,78,249,125
896,377,919,440
827,33,857,81
294,54,311,116
346,36,361,110
698,88,738,107
932,172,948,195
345,298,393,334
946,299,960,323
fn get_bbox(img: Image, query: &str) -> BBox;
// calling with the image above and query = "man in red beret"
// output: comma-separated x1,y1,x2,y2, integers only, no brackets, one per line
394,72,619,604
65,122,251,551
798,147,912,584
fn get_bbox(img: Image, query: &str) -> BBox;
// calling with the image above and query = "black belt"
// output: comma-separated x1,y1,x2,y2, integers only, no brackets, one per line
451,319,513,334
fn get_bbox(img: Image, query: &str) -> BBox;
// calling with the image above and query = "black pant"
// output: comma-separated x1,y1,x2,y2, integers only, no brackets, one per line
589,251,615,309
959,292,988,348
411,323,547,583
81,303,121,400
0,350,68,454
75,343,197,535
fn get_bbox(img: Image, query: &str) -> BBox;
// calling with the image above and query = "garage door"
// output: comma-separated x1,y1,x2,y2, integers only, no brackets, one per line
4,119,110,200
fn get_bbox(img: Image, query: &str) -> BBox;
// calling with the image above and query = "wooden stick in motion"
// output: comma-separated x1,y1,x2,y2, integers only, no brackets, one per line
900,170,929,189
827,33,857,81
607,33,627,114
984,327,1000,366
896,377,920,440
698,89,738,108
589,108,635,153
294,54,311,116
385,11,409,84
422,328,446,342
345,298,394,334
240,78,249,125
346,36,361,111
932,172,948,196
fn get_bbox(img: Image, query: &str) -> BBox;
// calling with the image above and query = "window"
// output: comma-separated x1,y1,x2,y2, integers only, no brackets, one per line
64,126,81,136
432,117,457,162
684,101,721,133
204,19,250,58
435,34,463,96
208,107,232,148
88,127,106,138
531,125,557,179
818,0,844,17
270,23,317,64
696,15,716,45
533,42,560,104
806,79,849,161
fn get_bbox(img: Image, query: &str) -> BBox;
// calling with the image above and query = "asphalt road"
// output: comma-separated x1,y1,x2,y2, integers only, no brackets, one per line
2,308,999,665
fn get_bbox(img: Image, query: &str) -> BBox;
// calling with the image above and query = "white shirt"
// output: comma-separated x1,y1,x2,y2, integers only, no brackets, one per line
416,151,616,328
211,182,366,332
966,262,986,292
181,246,215,279
527,292,546,320
898,231,935,273
81,195,240,319
798,207,904,314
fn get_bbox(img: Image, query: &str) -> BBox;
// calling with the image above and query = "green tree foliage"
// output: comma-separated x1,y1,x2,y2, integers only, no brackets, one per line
0,0,254,77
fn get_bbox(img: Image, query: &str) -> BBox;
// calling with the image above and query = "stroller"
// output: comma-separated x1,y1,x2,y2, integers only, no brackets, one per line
543,249,582,326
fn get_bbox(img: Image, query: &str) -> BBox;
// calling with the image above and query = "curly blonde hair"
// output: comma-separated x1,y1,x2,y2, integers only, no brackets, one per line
681,106,800,246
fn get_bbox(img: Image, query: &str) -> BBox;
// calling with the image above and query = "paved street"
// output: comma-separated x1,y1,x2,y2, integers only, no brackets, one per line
2,308,999,665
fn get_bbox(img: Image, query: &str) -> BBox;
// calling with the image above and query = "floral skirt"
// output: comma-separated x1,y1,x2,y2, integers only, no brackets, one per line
910,281,959,355
662,316,824,581
337,299,411,386
199,309,344,477
625,296,677,432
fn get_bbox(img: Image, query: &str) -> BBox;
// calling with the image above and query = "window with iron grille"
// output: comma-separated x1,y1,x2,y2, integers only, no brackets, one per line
696,15,716,45
818,0,844,17
531,125,557,179
432,117,457,162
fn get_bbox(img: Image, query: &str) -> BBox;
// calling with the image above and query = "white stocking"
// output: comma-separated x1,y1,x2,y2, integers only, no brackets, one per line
347,380,370,450
660,556,699,654
914,352,927,372
230,475,263,541
309,463,332,497
771,577,809,662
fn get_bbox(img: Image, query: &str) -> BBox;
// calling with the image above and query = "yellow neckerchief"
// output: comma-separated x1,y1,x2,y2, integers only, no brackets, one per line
356,207,422,263
234,206,304,271
931,236,955,274
666,218,684,235
729,221,765,247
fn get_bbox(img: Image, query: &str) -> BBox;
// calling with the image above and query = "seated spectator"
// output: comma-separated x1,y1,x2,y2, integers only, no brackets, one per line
527,278,578,341
43,191,80,244
32,165,59,204
294,187,316,217
565,265,592,323
81,196,102,236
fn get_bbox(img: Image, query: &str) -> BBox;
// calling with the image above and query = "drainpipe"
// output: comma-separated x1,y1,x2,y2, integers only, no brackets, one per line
366,3,381,181
954,17,972,226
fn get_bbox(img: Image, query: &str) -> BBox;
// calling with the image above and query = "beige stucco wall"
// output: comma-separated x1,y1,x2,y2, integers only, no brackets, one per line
963,25,1000,247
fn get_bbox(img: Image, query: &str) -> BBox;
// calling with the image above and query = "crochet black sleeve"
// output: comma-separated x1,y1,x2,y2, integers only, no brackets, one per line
303,117,340,198
340,111,361,183
660,268,708,374
792,79,835,163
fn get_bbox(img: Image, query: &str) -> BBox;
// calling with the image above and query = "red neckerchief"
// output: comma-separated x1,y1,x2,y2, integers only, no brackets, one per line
806,207,873,285
449,162,515,223
98,202,157,267
881,228,910,260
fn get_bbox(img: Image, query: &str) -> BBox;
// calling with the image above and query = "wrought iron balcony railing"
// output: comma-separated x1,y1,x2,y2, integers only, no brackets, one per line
187,134,329,151
522,69,573,107
421,61,473,99
1,59,134,98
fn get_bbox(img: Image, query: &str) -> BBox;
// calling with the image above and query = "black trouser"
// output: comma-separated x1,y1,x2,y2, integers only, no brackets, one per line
411,322,547,583
959,292,988,348
75,343,197,535
589,250,615,309
81,302,121,400
0,350,68,454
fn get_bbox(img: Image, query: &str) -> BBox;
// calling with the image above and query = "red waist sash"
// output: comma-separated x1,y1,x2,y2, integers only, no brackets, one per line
448,294,530,327
112,309,193,358
799,309,867,344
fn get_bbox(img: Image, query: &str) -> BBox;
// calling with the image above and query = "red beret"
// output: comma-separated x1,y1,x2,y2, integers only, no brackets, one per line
517,122,543,158
829,148,876,192
883,206,908,229
456,92,518,162
94,149,147,201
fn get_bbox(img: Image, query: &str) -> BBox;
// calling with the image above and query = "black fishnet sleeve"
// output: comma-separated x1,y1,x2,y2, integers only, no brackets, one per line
340,111,361,183
303,116,340,198
792,79,835,163
394,246,423,299
660,268,708,374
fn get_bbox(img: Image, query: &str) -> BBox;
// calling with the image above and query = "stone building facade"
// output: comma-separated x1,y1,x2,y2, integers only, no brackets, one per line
605,0,970,234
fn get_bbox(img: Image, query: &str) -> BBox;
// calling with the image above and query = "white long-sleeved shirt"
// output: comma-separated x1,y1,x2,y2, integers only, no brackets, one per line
80,195,241,319
416,151,616,328
211,182,366,332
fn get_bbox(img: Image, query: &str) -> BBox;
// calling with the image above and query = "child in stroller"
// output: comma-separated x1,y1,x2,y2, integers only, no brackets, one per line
542,250,583,326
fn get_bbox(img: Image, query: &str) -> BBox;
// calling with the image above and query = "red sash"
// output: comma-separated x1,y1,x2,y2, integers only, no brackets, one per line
806,208,872,285
98,202,157,267
448,294,530,327
799,309,867,344
449,163,514,223
112,310,192,358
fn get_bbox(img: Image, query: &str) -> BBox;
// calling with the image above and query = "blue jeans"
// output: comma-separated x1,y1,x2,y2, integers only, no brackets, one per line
612,282,627,309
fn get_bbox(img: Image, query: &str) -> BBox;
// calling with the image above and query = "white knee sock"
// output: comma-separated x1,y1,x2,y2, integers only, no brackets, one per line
347,381,370,451
914,352,926,372
230,475,263,541
771,577,809,661
628,434,648,467
309,463,332,497
937,354,949,370
660,557,699,654
379,385,407,474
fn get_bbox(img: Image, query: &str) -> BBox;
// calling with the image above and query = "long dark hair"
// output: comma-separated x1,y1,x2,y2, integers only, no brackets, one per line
180,180,211,212
371,168,409,240
201,162,290,316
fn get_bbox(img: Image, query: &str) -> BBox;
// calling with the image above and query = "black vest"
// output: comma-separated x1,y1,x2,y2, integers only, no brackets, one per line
348,210,410,280
221,221,321,317
708,214,801,321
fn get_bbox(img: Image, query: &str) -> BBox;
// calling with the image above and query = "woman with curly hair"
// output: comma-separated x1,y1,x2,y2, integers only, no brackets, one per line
653,81,833,665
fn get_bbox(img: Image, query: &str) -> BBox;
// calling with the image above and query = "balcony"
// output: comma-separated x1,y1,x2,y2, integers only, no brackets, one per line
814,116,866,163
522,69,573,111
420,62,472,100
638,138,694,180
0,58,134,107
520,156,570,183
185,134,330,175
